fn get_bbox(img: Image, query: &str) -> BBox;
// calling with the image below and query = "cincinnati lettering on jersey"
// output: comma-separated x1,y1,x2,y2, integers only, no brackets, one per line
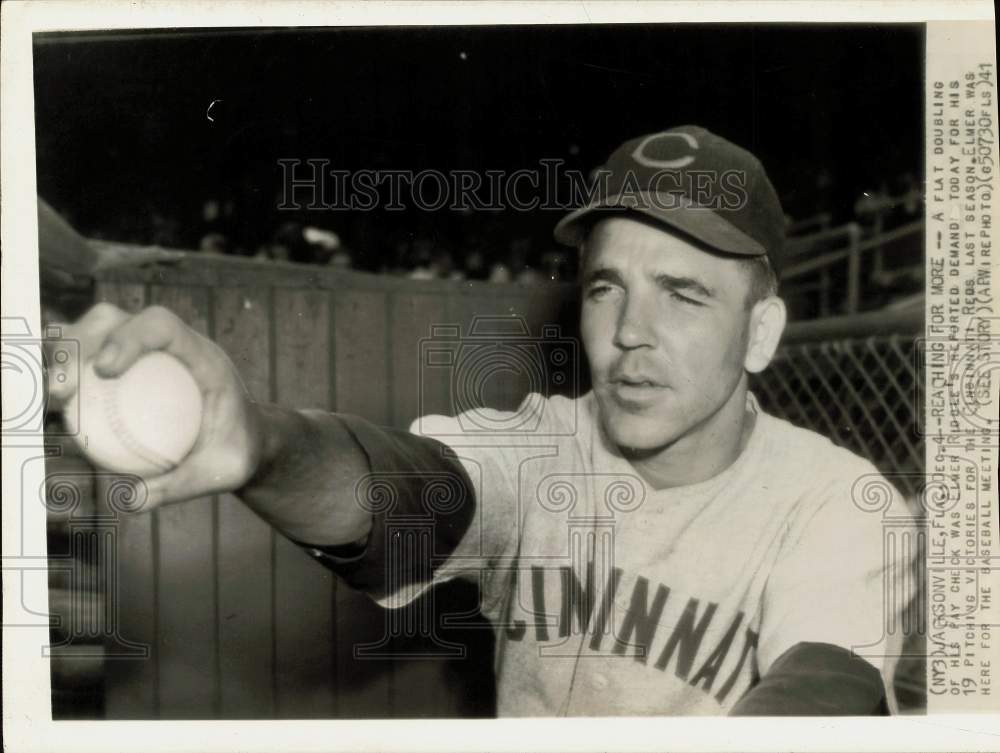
499,564,760,705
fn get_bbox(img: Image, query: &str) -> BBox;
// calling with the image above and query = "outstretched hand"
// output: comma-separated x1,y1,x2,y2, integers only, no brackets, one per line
47,302,264,510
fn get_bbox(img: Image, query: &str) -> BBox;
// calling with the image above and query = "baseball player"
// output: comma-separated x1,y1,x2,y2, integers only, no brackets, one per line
48,126,913,716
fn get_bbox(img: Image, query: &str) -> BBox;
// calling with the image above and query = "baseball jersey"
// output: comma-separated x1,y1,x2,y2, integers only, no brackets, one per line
307,391,914,716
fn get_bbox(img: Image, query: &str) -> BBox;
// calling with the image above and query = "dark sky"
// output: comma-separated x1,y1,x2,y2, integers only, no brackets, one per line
33,24,924,264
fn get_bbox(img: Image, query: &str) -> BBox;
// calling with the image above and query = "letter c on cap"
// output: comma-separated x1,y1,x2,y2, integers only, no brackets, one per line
632,132,698,169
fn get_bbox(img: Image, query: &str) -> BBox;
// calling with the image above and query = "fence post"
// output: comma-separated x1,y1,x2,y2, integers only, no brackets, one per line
846,222,862,314
819,267,831,317
872,213,885,278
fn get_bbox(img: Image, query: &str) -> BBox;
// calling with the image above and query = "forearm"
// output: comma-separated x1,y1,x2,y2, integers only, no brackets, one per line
238,405,478,603
238,402,374,546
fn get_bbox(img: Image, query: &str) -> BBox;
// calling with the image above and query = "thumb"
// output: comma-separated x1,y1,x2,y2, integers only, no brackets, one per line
142,452,235,509
141,463,202,509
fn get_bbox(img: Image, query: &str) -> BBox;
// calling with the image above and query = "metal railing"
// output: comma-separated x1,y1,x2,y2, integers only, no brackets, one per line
781,219,924,316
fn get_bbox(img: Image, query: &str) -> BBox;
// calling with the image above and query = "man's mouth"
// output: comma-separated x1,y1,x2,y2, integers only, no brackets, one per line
608,376,666,407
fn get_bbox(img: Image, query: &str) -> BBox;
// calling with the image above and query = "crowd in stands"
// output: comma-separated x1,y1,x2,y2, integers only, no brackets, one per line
76,171,920,291
82,196,578,284
237,219,576,283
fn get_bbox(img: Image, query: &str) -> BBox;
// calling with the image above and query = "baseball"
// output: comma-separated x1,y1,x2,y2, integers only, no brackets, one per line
64,351,203,478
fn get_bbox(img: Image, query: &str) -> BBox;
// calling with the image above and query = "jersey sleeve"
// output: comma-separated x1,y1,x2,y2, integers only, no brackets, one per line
302,394,561,610
756,463,917,710
731,641,888,715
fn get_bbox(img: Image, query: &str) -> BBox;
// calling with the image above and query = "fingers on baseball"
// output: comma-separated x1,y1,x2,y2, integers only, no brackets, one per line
94,305,213,380
46,303,130,403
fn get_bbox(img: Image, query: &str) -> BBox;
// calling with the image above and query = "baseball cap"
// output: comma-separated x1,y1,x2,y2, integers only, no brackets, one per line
553,125,785,270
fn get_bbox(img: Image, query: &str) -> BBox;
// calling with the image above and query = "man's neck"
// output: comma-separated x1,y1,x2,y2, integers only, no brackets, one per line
621,383,755,491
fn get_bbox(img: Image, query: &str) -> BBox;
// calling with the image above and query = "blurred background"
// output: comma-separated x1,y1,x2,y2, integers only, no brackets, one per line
34,24,926,720
35,24,923,313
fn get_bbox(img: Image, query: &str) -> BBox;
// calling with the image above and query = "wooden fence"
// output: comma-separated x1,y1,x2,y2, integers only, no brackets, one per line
91,256,580,719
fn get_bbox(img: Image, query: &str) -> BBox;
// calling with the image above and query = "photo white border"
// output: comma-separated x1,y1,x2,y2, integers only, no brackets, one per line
3,2,999,751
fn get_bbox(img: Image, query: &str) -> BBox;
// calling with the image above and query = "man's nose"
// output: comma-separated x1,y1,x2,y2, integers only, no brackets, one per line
613,294,657,350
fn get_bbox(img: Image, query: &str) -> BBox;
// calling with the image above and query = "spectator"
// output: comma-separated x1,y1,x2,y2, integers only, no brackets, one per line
303,225,343,264
272,221,306,263
515,265,543,285
407,238,436,279
199,232,229,255
268,241,293,263
488,261,511,283
431,248,459,279
464,248,487,280
328,248,353,269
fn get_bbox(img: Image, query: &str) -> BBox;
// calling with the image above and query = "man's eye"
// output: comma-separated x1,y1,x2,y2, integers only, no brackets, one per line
669,290,704,307
587,284,615,300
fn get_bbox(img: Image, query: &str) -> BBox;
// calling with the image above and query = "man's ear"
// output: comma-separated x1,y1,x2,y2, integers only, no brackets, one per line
744,296,787,374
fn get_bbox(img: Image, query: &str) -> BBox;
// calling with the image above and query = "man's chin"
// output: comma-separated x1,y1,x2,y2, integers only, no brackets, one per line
599,409,680,455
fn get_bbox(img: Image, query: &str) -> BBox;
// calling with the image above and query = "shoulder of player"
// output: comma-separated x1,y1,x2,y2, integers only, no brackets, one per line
758,409,875,473
410,391,588,443
756,410,906,532
755,409,901,502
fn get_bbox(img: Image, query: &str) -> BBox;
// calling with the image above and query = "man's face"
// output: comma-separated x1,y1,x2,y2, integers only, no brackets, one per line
580,216,755,452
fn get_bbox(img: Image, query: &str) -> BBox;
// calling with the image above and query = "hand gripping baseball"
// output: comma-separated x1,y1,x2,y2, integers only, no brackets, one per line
47,303,263,510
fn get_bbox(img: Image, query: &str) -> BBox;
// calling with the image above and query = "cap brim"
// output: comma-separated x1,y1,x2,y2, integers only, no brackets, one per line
552,192,766,256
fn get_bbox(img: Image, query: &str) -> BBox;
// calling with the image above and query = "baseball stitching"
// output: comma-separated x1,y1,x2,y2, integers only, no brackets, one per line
99,371,176,474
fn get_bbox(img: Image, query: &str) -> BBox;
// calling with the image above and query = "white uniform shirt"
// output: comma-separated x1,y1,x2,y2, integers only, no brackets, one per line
343,391,914,716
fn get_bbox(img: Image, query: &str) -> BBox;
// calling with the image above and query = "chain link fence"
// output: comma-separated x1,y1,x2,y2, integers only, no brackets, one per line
754,333,923,497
